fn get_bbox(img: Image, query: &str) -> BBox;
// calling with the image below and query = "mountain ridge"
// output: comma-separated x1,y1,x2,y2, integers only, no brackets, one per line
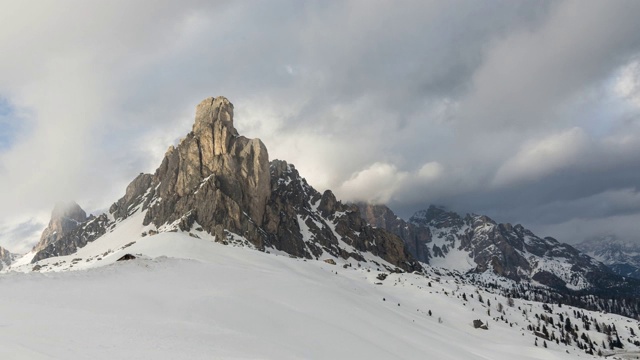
358,204,635,294
575,235,640,279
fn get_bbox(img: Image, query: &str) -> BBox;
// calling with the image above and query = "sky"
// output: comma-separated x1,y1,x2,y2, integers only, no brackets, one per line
1,0,640,253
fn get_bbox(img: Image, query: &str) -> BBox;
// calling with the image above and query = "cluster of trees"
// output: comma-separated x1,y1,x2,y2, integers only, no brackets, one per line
478,281,640,320
523,304,635,356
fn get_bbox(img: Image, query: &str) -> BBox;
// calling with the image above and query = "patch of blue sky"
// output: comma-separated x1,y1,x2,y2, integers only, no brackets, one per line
0,97,22,151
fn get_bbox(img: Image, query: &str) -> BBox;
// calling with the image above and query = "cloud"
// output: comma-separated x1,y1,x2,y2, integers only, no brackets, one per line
614,59,640,108
459,0,640,130
1,1,640,251
417,162,445,182
493,127,589,186
336,160,447,205
338,162,408,204
0,215,48,254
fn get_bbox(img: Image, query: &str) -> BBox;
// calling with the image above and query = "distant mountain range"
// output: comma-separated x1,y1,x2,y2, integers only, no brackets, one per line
575,235,640,280
357,204,638,294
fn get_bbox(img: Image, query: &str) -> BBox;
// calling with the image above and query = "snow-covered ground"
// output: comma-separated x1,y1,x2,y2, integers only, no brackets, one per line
3,214,640,359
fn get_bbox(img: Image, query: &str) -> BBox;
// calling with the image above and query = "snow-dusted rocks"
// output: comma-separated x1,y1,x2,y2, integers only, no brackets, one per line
31,214,111,263
357,202,431,262
408,206,620,291
33,201,87,253
360,204,630,293
264,161,420,272
0,246,16,270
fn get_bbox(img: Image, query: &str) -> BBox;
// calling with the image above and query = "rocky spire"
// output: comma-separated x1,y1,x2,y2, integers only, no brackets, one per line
193,96,238,156
33,201,87,253
110,96,271,245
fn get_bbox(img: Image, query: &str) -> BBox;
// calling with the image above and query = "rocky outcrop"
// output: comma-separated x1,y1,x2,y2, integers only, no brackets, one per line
32,214,110,263
356,203,431,262
32,96,420,272
0,246,16,270
263,160,420,272
34,202,87,253
108,97,271,249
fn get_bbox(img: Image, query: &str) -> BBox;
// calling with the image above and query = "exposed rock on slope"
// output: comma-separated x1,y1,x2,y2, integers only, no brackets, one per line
34,202,87,253
356,203,431,262
32,214,111,263
357,204,628,292
32,96,420,272
263,161,420,271
0,246,16,270
411,206,621,291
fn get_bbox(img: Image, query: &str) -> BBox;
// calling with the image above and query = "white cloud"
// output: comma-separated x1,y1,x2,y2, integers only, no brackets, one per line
417,162,444,181
492,127,589,186
614,60,640,108
460,0,640,130
337,162,409,204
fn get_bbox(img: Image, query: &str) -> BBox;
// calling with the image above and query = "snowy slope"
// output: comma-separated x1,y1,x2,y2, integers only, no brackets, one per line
4,212,640,359
4,234,640,359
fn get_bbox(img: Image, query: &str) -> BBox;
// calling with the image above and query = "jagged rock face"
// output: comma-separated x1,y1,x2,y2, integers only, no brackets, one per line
0,246,16,270
356,203,431,262
575,236,640,279
34,202,87,253
408,205,616,291
32,214,110,263
108,96,271,248
263,160,420,272
32,96,419,272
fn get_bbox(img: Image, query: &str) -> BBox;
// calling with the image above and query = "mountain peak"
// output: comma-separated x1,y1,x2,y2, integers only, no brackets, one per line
193,96,238,156
409,205,463,229
34,201,87,253
51,201,85,220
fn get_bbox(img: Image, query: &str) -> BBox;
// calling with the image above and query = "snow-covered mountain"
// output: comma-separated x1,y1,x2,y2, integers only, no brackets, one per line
33,201,87,253
359,205,635,294
575,236,640,280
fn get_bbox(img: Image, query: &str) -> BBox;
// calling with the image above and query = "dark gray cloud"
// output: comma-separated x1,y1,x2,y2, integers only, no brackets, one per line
1,0,640,252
